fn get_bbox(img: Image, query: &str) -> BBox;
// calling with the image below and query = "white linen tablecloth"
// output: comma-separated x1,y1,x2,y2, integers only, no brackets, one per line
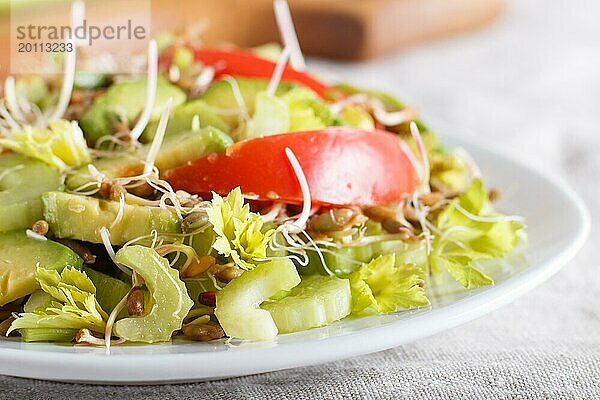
1,0,598,398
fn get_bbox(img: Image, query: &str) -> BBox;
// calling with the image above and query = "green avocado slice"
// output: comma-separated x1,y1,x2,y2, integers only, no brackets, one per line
80,78,186,143
0,230,82,306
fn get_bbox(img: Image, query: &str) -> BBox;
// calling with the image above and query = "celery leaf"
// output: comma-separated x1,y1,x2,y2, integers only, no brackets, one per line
8,266,107,335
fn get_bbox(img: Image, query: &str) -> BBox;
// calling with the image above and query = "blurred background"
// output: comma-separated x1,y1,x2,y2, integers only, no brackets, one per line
0,0,502,61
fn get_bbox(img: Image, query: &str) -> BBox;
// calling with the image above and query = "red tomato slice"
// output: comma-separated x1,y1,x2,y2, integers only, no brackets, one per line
160,46,329,97
164,128,419,206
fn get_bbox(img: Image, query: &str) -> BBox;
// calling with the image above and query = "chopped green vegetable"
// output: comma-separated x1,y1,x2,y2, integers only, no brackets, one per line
348,254,429,314
282,87,337,131
154,31,176,52
327,82,430,136
20,328,77,343
24,290,53,313
80,77,186,143
251,43,283,62
251,92,290,136
244,87,337,138
173,47,194,70
15,76,49,107
42,191,181,246
431,178,525,288
0,230,82,306
9,267,107,335
0,120,90,171
82,267,131,316
430,150,471,192
113,246,194,343
74,72,109,90
206,187,274,270
339,105,375,130
307,239,427,276
201,77,296,130
261,275,351,333
215,258,301,341
66,126,233,192
142,100,230,141
0,154,63,232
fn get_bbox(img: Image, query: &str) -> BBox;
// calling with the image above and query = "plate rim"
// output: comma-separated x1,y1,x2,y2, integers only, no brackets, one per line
0,139,590,384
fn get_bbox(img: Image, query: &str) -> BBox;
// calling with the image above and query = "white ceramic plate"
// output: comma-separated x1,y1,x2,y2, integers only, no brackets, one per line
0,137,590,384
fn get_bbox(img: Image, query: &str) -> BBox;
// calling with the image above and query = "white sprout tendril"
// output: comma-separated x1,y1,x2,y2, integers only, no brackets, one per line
47,38,77,121
0,164,24,183
329,94,368,115
191,114,200,131
70,0,85,44
109,193,126,229
191,66,216,96
438,225,475,249
266,46,292,97
284,147,310,232
434,228,472,256
130,39,158,141
222,76,250,123
168,64,180,82
394,199,413,229
104,289,128,354
26,229,47,241
3,77,25,122
453,203,526,224
454,147,482,179
412,191,433,256
273,0,306,71
299,230,334,275
70,162,192,219
99,227,132,276
258,148,335,275
260,202,284,222
143,96,173,175
75,329,108,346
410,121,430,194
398,139,422,185
0,104,21,131
47,0,83,120
266,226,335,275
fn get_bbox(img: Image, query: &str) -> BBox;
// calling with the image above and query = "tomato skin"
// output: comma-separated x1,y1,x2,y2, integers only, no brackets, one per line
195,49,329,96
160,46,328,97
164,128,419,206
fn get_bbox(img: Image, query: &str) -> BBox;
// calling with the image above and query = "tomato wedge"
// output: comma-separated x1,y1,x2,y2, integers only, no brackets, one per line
161,47,329,97
164,128,419,206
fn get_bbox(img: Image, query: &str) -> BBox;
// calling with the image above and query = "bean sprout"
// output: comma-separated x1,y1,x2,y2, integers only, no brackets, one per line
266,47,291,97
130,40,158,141
273,0,306,71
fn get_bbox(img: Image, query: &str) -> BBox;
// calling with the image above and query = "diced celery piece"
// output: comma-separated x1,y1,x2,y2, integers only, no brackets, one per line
82,267,131,315
20,328,77,343
215,259,301,341
113,246,193,343
306,240,428,276
261,275,351,334
23,290,53,313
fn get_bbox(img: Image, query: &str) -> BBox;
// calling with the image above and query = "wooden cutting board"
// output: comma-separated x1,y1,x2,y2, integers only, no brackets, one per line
151,0,503,60
0,0,502,77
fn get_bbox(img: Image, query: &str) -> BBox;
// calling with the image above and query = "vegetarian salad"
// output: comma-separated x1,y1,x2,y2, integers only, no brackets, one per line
0,4,526,348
